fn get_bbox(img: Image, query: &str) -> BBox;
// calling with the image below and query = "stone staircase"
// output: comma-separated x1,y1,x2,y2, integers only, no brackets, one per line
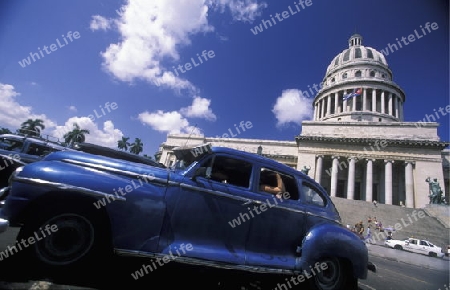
330,197,450,250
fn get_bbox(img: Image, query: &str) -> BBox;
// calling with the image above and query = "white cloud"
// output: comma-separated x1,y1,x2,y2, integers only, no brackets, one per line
138,110,192,134
95,0,266,93
68,105,77,112
211,0,268,23
272,89,313,128
51,117,123,148
90,15,113,31
98,0,213,93
180,96,216,121
0,83,56,131
0,83,123,148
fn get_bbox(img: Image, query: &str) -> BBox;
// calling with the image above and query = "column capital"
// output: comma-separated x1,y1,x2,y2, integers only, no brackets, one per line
365,158,375,162
347,156,358,162
384,159,394,164
316,155,324,159
404,160,415,166
331,155,340,160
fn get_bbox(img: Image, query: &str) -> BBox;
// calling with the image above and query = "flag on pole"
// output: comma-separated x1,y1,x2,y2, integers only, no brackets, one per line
343,88,362,101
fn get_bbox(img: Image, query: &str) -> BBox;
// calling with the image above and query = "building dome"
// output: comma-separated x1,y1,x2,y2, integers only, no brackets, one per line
325,34,388,78
313,34,406,123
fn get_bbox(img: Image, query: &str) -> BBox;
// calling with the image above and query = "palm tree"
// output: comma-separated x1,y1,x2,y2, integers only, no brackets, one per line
0,127,12,134
64,123,90,147
117,137,131,151
130,138,143,155
19,118,45,137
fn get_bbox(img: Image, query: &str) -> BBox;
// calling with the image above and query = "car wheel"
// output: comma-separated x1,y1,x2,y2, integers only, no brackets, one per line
309,257,357,290
429,252,437,257
394,245,403,250
17,203,111,276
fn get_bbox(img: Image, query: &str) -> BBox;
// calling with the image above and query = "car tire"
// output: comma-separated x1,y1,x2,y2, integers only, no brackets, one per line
309,257,357,290
394,245,403,250
16,202,112,277
429,252,437,257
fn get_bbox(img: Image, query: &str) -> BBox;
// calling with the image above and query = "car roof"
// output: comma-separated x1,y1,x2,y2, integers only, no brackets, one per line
211,146,302,174
73,142,165,168
0,134,67,149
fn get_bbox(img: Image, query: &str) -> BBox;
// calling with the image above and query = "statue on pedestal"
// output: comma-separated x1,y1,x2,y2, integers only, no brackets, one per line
300,165,311,175
425,177,445,205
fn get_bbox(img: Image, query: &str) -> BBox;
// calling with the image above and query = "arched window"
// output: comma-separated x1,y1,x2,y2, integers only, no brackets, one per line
367,49,374,59
355,48,362,58
334,56,339,66
355,71,362,77
343,50,350,62
342,72,347,79
370,71,375,77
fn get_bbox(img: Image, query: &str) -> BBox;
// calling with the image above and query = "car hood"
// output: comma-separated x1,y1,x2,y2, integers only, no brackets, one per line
39,150,171,182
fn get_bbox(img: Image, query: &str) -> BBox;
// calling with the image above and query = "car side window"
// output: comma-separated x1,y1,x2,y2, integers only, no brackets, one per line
301,182,326,207
207,155,252,189
420,240,428,246
409,239,417,245
258,168,299,200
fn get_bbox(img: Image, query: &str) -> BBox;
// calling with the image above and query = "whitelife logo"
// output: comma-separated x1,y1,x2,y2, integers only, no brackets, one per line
18,31,81,68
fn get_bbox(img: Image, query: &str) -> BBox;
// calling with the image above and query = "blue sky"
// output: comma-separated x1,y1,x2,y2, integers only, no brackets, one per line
0,0,448,156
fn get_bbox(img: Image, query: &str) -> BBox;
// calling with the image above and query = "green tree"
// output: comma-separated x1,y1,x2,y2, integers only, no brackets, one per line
130,138,143,155
64,123,90,147
19,118,45,137
117,137,131,151
0,127,12,134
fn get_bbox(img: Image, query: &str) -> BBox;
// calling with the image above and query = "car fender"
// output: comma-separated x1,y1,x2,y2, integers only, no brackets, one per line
297,223,369,279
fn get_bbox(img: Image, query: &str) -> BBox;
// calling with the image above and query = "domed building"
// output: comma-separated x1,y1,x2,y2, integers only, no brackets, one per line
157,34,449,209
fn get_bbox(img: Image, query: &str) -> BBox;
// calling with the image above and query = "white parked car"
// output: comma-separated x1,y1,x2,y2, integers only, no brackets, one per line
384,238,444,258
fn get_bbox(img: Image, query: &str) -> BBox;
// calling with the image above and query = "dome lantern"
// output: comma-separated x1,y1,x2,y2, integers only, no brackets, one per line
349,34,363,47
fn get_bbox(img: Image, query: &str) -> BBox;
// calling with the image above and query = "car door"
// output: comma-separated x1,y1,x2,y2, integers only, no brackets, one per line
244,167,308,270
160,154,253,265
419,240,431,255
405,239,419,253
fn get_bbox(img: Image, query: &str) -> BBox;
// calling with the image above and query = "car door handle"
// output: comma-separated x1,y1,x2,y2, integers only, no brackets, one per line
242,199,262,205
242,199,252,205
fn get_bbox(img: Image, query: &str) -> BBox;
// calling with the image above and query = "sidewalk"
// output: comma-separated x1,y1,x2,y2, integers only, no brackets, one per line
367,242,449,271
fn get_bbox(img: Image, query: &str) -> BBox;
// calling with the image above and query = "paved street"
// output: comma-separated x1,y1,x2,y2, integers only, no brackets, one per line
0,227,448,290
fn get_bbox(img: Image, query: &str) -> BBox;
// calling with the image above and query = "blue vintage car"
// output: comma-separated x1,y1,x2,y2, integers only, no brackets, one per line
0,143,375,289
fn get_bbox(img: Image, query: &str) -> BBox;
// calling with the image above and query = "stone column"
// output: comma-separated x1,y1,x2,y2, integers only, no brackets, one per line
381,91,385,114
330,156,339,197
327,95,331,116
362,88,367,111
352,94,357,111
395,96,399,118
384,160,394,205
365,159,374,202
320,99,325,119
314,103,318,120
334,93,339,114
315,155,324,184
405,161,414,208
347,157,357,199
372,89,376,112
388,93,393,116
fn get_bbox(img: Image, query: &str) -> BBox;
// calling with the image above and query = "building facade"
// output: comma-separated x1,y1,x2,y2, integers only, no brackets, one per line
157,34,449,209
